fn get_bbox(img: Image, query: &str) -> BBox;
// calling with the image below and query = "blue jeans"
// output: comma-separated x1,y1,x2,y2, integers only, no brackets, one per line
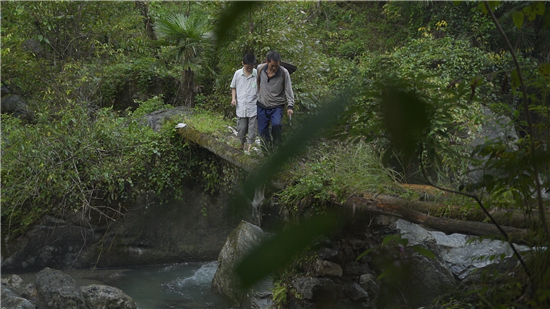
257,105,283,147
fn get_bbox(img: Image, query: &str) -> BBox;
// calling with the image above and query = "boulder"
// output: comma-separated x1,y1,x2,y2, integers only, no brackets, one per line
371,220,457,307
315,247,339,262
1,215,97,272
34,268,87,309
291,276,337,301
341,281,369,301
1,274,37,303
211,220,272,307
1,84,10,96
396,219,531,279
81,284,136,309
359,273,380,297
465,106,519,184
312,259,342,277
0,94,35,122
0,285,35,309
344,261,370,276
239,291,273,309
2,186,243,272
144,106,191,132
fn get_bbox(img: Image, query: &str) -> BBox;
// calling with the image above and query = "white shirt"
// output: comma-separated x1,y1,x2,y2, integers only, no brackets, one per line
230,67,257,117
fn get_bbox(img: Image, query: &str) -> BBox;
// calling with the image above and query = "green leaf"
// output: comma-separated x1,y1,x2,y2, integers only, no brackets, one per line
377,271,389,280
533,2,546,16
382,235,399,246
511,69,521,88
235,213,344,288
478,2,488,15
355,248,376,262
411,245,435,260
513,10,525,29
538,63,550,76
523,5,536,22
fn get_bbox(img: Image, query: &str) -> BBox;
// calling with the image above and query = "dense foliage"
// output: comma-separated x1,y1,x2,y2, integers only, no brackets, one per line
2,1,549,308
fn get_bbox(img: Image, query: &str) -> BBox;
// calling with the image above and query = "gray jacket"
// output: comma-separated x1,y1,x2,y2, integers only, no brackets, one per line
256,64,295,110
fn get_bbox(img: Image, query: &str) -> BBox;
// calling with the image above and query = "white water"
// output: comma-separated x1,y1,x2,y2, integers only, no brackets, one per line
106,261,229,309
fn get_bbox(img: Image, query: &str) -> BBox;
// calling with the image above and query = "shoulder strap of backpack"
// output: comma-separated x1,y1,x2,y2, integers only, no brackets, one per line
256,63,287,91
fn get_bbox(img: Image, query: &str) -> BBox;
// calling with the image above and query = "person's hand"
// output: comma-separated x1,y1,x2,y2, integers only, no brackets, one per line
287,109,294,117
231,99,236,106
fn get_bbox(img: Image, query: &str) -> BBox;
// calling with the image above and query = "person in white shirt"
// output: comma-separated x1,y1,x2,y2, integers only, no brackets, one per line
230,53,258,154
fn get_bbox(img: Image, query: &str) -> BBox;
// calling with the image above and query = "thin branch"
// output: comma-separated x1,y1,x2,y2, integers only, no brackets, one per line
484,1,550,242
419,146,531,278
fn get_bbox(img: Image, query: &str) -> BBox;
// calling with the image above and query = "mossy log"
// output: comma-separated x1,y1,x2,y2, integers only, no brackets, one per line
177,126,260,173
340,193,530,244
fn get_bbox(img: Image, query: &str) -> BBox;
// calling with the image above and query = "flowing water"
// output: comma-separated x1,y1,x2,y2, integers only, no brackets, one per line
3,261,231,309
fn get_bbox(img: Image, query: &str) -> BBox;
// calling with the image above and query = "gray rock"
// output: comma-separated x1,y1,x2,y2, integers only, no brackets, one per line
465,106,519,184
1,275,37,303
2,274,24,290
396,219,531,279
341,281,369,301
240,291,273,309
359,273,380,296
344,261,370,276
145,106,191,131
2,186,243,272
34,268,87,309
378,220,458,307
316,248,339,262
1,285,36,309
1,215,96,272
1,84,10,96
407,241,457,306
0,95,34,122
211,220,272,306
312,259,342,277
291,277,337,301
81,284,136,309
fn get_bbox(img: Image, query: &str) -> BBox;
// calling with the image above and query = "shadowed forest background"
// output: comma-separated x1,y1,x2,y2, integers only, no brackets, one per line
2,1,550,308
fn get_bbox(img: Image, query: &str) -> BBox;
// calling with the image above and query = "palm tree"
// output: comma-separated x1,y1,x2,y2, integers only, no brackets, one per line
156,13,214,107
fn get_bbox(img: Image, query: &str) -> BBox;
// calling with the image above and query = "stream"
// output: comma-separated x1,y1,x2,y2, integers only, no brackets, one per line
2,261,231,309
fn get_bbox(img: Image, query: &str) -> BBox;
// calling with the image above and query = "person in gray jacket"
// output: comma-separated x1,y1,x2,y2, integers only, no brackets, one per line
256,51,295,149
231,53,258,154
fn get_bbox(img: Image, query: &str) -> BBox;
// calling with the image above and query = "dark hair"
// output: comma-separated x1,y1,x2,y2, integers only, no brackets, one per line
243,53,256,65
266,51,281,63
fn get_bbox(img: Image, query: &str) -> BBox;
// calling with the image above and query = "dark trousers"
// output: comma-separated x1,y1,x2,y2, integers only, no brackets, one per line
257,105,283,147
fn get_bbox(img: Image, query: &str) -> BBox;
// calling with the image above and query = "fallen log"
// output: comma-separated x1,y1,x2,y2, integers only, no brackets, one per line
340,193,530,244
368,193,547,230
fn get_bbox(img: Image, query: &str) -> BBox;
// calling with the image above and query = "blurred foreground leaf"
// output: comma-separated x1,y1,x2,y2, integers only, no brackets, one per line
215,1,260,45
381,87,431,158
235,213,344,288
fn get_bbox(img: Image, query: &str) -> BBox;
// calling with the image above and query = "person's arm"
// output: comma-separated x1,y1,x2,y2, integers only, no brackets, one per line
230,71,238,106
231,88,237,106
284,69,295,116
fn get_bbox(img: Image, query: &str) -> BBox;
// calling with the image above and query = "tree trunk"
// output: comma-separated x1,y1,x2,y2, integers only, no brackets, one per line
182,68,195,107
135,1,157,41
